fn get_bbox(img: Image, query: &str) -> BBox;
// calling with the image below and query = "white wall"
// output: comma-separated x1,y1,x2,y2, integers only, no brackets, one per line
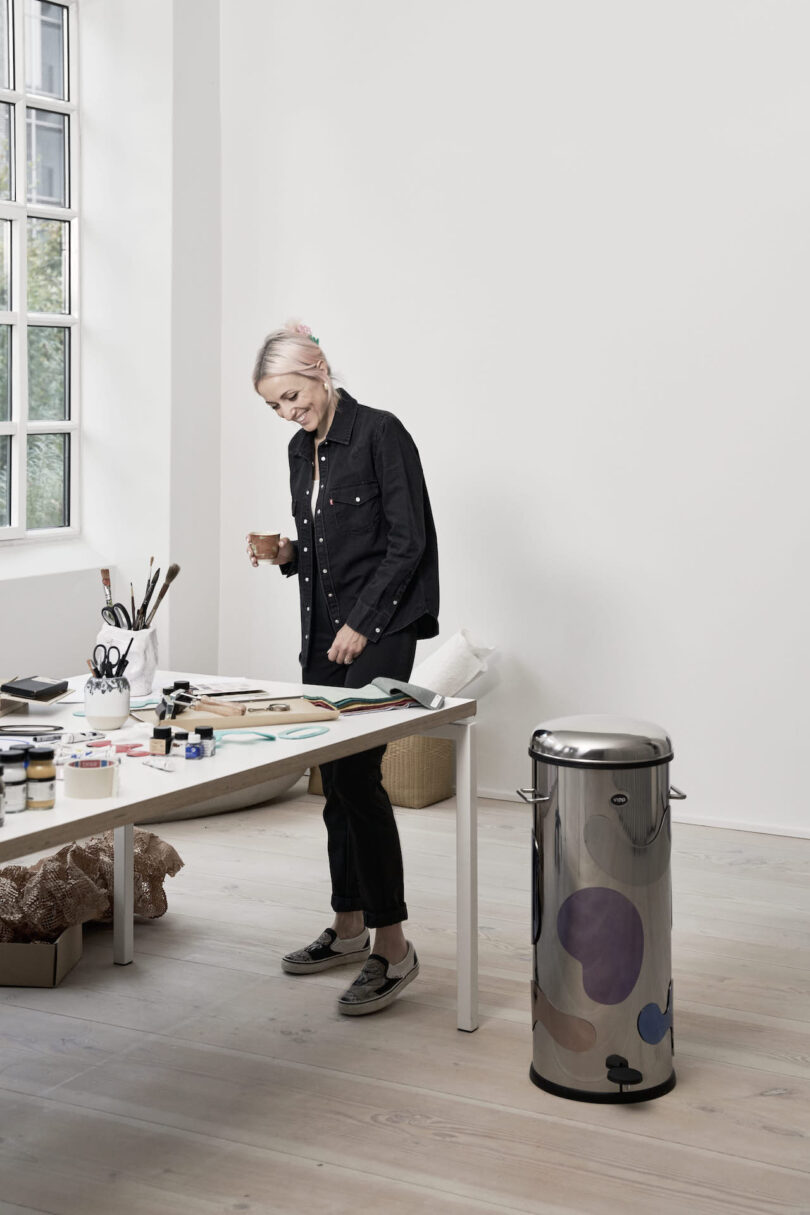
219,1,809,836
169,0,222,672
3,1,806,837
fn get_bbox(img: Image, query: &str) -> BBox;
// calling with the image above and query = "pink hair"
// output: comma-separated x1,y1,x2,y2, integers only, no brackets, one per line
252,320,337,406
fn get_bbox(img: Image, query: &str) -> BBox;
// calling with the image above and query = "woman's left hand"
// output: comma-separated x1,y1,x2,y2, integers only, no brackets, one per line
328,625,368,665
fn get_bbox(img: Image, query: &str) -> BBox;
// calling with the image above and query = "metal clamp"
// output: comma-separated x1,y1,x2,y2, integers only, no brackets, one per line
517,788,550,804
669,785,687,800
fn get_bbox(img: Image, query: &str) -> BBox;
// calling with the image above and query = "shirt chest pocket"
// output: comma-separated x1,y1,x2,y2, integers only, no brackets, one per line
328,482,381,534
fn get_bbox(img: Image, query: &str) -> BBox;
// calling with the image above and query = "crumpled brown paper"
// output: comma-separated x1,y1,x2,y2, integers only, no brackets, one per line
0,829,184,943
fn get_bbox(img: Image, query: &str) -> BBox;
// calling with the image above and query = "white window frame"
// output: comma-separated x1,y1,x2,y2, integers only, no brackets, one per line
0,0,79,543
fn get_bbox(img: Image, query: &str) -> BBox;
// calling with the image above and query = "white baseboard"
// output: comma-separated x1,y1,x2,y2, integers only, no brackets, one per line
477,787,810,840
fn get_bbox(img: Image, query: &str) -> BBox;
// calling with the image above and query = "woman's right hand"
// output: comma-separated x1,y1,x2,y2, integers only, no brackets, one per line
245,535,294,568
246,535,295,568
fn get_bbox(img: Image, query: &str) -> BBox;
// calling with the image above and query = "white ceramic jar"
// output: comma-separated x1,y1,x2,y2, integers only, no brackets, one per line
84,675,131,730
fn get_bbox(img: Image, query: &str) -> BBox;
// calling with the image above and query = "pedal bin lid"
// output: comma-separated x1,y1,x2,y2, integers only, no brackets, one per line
530,715,673,769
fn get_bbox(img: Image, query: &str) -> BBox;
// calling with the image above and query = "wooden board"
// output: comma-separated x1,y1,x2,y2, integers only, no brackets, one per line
130,697,339,731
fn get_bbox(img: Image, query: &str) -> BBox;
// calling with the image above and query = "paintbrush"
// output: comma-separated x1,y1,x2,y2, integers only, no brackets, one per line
100,568,113,607
136,557,154,631
144,563,180,627
130,582,136,627
136,567,161,629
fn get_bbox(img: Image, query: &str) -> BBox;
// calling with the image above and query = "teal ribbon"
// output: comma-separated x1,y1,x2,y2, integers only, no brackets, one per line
213,725,331,743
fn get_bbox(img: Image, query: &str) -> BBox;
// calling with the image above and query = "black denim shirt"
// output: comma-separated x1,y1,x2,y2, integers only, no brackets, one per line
282,389,439,663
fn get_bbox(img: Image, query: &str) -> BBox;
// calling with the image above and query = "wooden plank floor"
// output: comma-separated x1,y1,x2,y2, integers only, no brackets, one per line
0,792,808,1215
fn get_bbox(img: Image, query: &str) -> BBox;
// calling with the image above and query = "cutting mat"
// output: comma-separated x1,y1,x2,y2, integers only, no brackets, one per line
131,697,339,731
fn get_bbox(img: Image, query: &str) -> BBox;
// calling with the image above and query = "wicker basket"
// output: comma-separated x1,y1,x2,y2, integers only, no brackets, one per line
308,734,454,809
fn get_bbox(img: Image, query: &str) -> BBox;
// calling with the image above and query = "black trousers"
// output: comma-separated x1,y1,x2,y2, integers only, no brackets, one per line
302,580,417,928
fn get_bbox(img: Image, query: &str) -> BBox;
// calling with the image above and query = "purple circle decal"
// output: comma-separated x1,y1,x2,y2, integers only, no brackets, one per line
557,887,644,1005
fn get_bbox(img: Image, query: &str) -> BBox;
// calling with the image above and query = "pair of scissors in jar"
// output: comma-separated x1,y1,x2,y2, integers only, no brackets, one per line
93,644,122,677
101,603,132,628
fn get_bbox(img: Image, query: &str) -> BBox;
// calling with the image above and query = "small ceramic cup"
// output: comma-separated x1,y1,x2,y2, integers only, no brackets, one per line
84,675,131,730
247,532,280,562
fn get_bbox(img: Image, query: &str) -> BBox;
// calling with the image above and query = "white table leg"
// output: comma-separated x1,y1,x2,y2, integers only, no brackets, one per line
452,720,479,1032
113,823,134,965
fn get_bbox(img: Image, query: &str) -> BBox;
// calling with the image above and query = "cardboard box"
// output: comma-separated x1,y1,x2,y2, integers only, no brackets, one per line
0,923,83,987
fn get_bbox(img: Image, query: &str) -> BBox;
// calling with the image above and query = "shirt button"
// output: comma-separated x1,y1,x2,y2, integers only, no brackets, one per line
328,592,333,598
322,569,327,574
393,600,398,605
317,509,321,514
320,456,325,462
304,519,308,524
334,619,339,624
375,628,381,634
305,577,309,582
306,607,310,612
306,489,309,495
355,496,360,502
303,547,308,552
305,633,309,639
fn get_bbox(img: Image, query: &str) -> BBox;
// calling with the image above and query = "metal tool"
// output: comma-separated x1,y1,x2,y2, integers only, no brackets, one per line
101,603,132,629
154,688,248,721
93,644,122,677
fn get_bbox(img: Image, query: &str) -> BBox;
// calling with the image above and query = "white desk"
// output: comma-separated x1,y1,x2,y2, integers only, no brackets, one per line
0,676,479,1031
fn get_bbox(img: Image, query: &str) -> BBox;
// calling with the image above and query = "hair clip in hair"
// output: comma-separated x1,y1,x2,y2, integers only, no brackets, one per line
294,323,320,345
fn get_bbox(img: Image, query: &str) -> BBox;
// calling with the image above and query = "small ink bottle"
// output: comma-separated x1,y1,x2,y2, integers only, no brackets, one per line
170,730,189,757
197,727,216,757
185,731,203,760
149,726,172,756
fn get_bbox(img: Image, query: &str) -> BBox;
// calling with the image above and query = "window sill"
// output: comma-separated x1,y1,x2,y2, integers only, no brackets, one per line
0,535,107,582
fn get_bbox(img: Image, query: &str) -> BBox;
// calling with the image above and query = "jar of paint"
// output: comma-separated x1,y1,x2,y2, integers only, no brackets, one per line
170,730,189,757
149,727,172,756
26,747,56,809
2,750,27,813
185,731,203,760
197,727,216,757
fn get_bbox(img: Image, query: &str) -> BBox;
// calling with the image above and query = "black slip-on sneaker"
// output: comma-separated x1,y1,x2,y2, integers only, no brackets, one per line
281,927,371,975
337,942,420,1015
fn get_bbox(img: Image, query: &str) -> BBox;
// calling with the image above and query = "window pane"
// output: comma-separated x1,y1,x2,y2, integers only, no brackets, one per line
0,103,12,201
26,1,67,100
27,218,68,312
0,0,10,91
27,108,68,206
27,431,69,528
0,435,9,527
0,324,9,421
28,325,68,420
0,219,9,309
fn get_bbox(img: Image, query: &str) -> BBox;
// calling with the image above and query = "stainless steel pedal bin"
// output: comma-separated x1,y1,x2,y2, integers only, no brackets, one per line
518,715,686,1103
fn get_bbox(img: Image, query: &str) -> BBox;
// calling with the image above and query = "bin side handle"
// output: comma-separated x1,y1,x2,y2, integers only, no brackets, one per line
517,788,550,804
669,785,687,800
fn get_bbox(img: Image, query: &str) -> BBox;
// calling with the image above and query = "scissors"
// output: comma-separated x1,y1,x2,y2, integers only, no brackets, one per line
101,603,132,629
93,644,122,677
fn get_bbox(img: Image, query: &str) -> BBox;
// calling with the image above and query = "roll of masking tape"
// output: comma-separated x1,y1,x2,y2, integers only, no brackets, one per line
63,758,119,799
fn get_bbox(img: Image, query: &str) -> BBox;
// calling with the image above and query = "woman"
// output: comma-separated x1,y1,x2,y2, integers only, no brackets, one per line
248,322,439,1015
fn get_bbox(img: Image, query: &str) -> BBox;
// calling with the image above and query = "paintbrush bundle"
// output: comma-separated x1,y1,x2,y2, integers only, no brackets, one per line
97,558,182,631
